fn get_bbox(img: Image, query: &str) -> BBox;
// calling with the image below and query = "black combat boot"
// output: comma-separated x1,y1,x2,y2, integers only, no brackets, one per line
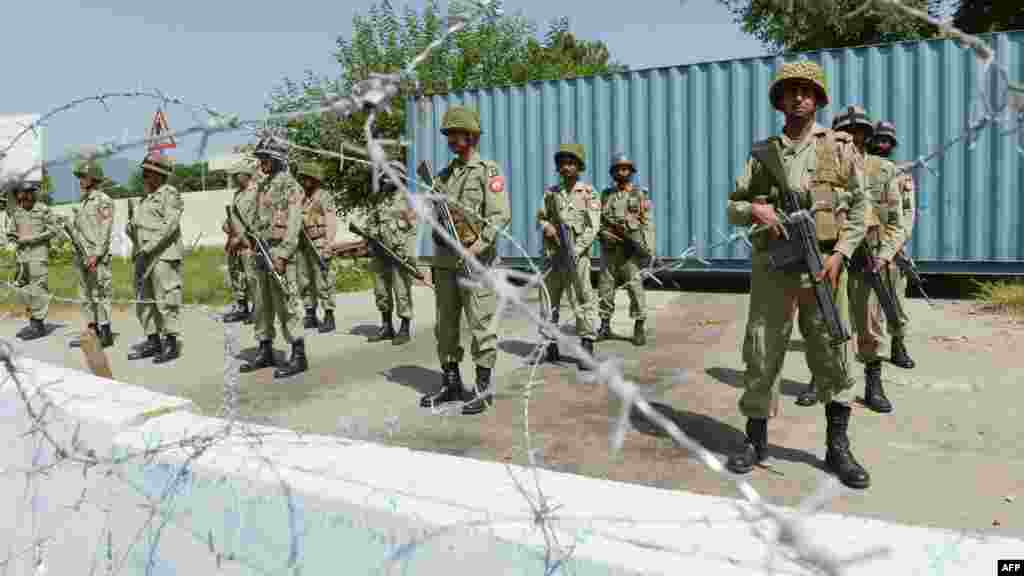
824,402,871,489
153,334,180,364
890,337,915,369
462,365,493,415
304,307,318,330
543,341,560,363
240,340,275,372
726,418,768,474
318,309,336,333
19,318,46,341
274,339,308,378
420,363,464,408
633,319,646,346
99,324,114,348
223,300,249,323
128,334,161,360
579,338,595,371
796,379,817,406
596,318,612,341
392,318,411,345
368,312,395,342
863,361,892,413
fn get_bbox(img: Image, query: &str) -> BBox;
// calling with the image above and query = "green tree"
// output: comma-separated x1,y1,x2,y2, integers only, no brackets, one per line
952,1,1024,34
266,0,626,213
717,0,939,53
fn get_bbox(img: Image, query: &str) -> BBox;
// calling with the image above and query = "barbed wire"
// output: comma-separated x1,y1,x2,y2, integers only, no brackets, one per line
0,0,1017,574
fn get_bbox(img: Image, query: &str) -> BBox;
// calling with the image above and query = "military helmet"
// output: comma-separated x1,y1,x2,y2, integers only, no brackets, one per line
769,60,829,111
296,161,325,183
72,158,105,181
14,180,41,197
833,104,873,134
873,120,898,146
440,106,481,136
554,144,585,171
253,137,288,162
609,152,636,174
141,152,175,177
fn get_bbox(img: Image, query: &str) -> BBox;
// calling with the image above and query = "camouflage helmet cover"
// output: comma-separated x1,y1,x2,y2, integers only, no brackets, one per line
72,158,105,180
253,137,288,162
440,106,481,135
609,152,636,174
769,60,829,111
554,144,586,171
833,104,873,133
141,152,175,177
873,120,898,146
296,161,325,183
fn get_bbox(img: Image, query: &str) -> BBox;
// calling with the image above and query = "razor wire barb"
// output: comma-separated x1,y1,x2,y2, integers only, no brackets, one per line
0,0,1017,574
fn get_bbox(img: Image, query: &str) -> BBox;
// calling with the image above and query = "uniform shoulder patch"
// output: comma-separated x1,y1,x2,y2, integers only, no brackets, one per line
489,174,504,193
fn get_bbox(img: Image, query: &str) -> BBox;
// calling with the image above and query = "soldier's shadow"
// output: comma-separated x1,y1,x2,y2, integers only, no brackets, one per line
629,401,828,472
15,322,63,341
498,337,583,367
235,346,289,365
380,364,440,396
349,323,381,339
706,367,809,397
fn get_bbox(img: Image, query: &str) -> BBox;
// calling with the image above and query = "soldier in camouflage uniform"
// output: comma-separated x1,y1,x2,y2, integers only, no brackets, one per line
725,61,872,489
364,160,417,345
70,159,115,348
833,107,906,413
596,153,653,346
238,138,308,379
125,153,185,363
871,120,916,369
295,162,338,333
536,144,600,368
221,156,262,324
417,106,511,415
6,180,60,340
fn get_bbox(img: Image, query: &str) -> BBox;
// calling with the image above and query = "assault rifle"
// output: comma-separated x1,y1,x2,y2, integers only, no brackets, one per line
752,140,850,345
348,221,431,287
894,249,933,306
301,227,329,275
416,160,473,277
849,245,904,330
603,222,653,267
555,222,576,271
230,204,290,297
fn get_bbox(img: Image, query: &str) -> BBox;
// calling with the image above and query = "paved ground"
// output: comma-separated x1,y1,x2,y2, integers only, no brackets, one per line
3,285,1022,540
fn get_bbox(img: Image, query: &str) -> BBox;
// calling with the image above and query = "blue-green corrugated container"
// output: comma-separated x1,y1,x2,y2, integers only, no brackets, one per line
407,31,1024,275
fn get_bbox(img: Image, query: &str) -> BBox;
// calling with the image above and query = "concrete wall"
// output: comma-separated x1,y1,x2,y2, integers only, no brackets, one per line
0,356,1020,575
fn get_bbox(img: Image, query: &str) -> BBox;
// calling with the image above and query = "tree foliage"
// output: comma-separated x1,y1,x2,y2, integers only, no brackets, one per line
107,162,228,199
266,0,627,214
952,1,1024,34
718,0,940,53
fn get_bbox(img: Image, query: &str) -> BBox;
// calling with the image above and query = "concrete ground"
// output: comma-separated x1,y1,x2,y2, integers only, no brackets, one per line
3,285,1022,540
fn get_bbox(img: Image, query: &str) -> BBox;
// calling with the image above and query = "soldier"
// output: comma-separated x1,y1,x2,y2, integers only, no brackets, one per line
295,161,338,333
238,137,308,378
596,153,653,346
536,144,600,368
126,153,185,363
6,179,60,340
724,60,872,489
221,156,262,324
70,158,115,348
417,106,511,415
363,160,417,345
871,120,916,369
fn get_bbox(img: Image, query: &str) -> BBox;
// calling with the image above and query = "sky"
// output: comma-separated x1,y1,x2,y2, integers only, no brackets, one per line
2,0,767,165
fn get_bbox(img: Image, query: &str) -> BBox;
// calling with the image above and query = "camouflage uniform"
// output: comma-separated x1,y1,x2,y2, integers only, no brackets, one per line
596,153,653,346
126,153,185,363
536,144,600,367
295,162,338,333
239,138,308,379
364,161,416,345
417,106,511,415
6,181,59,340
725,61,872,490
872,120,916,369
70,159,115,347
222,157,262,324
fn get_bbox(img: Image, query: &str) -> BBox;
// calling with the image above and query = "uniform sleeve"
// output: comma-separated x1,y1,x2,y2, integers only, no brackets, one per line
148,186,184,253
876,171,906,262
92,195,114,258
470,162,510,254
271,177,305,261
537,191,552,228
575,187,600,256
727,156,760,227
833,140,867,259
901,174,916,241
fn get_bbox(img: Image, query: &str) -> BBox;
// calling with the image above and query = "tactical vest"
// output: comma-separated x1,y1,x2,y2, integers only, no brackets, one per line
302,190,327,247
809,130,844,243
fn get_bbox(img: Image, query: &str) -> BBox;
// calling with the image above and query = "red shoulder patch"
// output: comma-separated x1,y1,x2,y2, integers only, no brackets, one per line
489,175,505,193
643,199,652,211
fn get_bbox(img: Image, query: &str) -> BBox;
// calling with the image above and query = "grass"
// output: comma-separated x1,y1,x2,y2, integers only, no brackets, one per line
971,278,1024,318
0,245,375,313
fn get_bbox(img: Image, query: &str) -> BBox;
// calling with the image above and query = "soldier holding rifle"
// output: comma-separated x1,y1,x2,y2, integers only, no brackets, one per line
295,162,338,333
221,155,262,324
69,159,115,348
6,178,60,341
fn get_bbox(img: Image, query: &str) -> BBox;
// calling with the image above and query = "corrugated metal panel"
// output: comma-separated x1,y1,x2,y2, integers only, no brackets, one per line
407,32,1024,274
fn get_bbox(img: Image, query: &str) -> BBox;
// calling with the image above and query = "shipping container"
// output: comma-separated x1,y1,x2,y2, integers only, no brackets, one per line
407,31,1024,276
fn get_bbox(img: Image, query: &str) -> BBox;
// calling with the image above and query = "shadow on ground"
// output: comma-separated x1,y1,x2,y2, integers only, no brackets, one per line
705,366,810,397
380,364,440,396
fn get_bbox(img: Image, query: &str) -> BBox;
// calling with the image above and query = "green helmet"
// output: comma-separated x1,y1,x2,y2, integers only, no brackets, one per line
72,159,105,180
873,120,898,146
296,162,325,183
832,104,873,134
554,144,585,171
769,60,829,111
440,106,481,135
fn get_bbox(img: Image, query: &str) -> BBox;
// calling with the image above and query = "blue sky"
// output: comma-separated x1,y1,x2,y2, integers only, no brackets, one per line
4,0,766,165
